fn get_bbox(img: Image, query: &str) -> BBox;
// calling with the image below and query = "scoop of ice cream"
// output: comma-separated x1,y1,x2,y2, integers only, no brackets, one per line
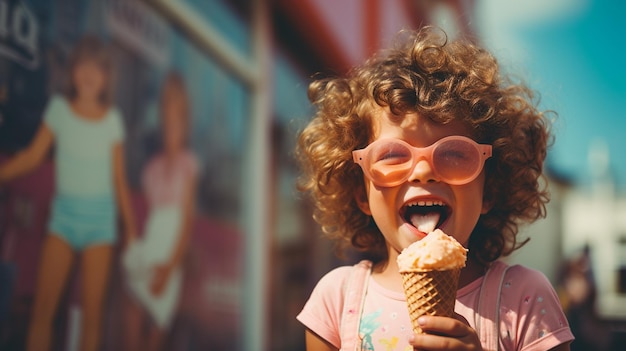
397,229,467,272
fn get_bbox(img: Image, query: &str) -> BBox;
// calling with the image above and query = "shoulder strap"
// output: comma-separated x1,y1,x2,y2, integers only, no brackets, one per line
339,260,372,351
476,261,511,351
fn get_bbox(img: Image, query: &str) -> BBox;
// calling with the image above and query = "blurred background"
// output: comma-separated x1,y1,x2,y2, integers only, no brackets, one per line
0,0,624,350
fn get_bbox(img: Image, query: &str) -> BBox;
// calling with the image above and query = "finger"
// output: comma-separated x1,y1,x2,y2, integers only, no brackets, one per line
409,332,467,351
416,316,472,338
454,312,471,326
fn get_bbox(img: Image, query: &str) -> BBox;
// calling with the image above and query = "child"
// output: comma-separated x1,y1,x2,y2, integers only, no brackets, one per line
122,72,198,351
0,36,136,351
296,27,574,351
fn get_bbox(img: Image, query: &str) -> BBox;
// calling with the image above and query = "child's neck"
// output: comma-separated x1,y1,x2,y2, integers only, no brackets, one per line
372,258,405,292
71,97,107,120
372,256,487,293
164,145,183,159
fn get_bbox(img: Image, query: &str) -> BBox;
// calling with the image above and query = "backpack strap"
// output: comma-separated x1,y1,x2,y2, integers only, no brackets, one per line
339,260,372,351
476,261,511,351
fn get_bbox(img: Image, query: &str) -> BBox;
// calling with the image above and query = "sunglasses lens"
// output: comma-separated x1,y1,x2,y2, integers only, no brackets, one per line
433,139,481,183
367,141,414,185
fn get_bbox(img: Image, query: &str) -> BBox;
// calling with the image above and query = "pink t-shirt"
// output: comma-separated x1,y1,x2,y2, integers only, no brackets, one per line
297,261,574,351
142,150,198,208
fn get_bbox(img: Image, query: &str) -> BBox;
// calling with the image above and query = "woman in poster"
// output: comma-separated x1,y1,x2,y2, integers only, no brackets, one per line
0,36,136,351
122,72,198,351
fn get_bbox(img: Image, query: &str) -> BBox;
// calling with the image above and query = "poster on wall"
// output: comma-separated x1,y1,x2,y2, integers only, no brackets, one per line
0,0,47,151
0,1,245,350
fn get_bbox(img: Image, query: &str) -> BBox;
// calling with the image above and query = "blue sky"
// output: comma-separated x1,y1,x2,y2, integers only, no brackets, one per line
476,0,626,188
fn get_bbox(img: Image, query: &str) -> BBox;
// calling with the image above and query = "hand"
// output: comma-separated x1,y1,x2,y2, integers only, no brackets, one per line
150,263,173,297
408,314,483,351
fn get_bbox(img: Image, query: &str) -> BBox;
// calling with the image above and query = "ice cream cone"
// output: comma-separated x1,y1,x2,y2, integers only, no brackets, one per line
401,268,460,334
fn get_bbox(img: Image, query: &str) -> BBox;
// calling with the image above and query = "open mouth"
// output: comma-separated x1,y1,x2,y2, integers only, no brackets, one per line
400,200,450,234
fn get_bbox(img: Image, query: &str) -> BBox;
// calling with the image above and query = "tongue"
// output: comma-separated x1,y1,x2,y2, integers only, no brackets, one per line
410,212,440,234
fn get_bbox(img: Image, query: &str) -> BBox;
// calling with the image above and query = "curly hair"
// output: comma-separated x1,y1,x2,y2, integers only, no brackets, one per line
296,27,552,265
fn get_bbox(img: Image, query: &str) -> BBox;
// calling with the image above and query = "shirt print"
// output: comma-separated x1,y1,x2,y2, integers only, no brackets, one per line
359,309,382,351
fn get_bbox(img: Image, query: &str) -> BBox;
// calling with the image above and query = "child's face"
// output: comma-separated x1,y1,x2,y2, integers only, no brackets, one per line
355,107,491,260
72,59,106,101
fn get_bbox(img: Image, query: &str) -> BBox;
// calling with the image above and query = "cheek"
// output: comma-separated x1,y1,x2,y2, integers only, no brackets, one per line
468,173,487,208
365,184,399,217
93,72,105,88
451,178,487,241
465,190,484,213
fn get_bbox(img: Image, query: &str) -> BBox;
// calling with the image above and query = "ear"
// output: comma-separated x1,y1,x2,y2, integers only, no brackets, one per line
354,185,372,215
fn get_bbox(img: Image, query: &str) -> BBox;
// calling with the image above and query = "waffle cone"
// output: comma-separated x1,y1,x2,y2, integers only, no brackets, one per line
401,269,460,334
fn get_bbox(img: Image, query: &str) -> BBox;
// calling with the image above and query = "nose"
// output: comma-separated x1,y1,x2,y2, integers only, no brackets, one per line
408,159,439,183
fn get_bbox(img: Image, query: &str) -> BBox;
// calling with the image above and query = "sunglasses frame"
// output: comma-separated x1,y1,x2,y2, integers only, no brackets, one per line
352,135,492,187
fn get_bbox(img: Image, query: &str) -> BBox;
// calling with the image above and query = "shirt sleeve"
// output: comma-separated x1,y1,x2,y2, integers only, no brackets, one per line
499,265,575,351
296,266,353,349
42,95,66,134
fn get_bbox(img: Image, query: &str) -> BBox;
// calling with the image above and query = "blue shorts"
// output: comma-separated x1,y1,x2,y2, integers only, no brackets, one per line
48,194,116,251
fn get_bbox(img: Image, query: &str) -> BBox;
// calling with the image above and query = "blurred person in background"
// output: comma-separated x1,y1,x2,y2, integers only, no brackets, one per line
558,245,612,351
0,35,136,351
122,72,198,351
